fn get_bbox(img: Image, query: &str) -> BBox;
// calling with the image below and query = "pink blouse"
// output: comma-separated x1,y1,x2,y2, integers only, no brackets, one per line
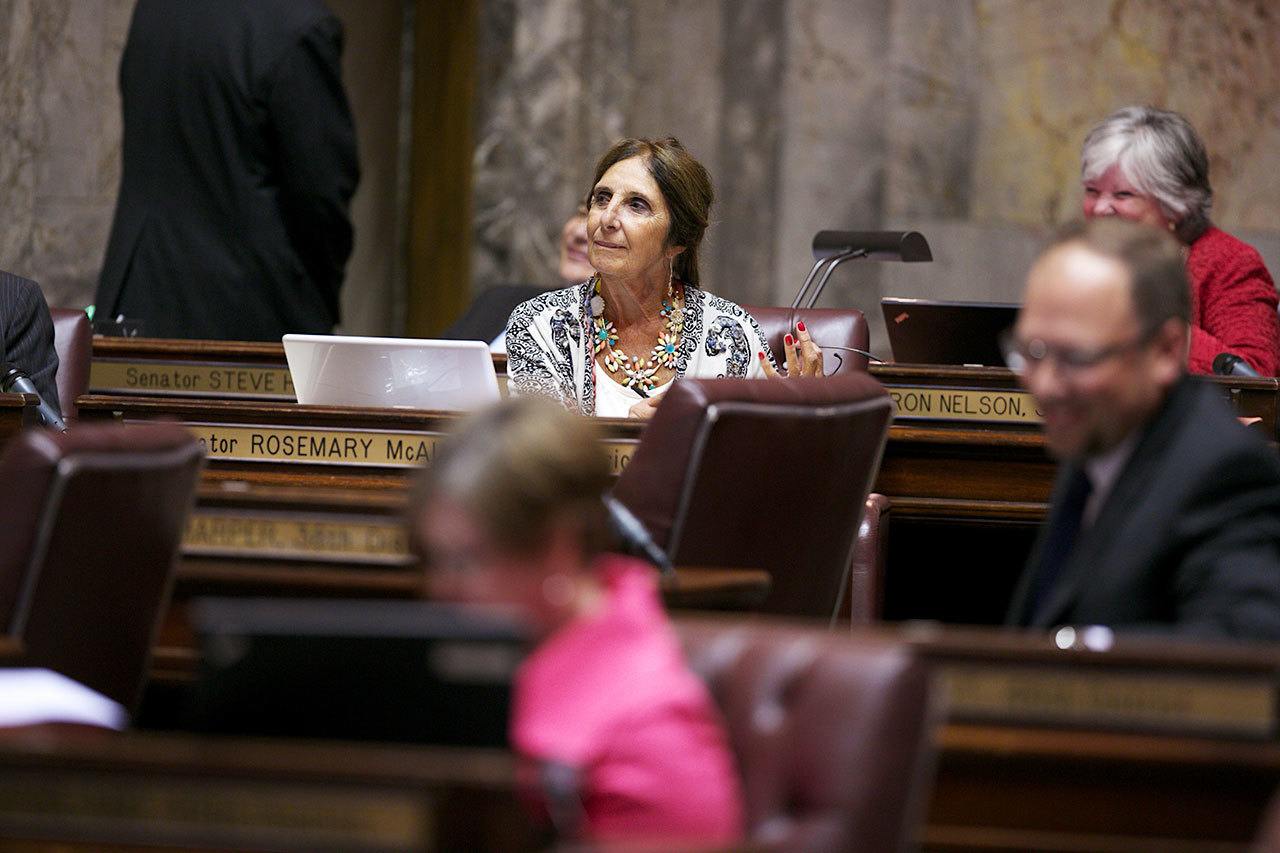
511,555,744,843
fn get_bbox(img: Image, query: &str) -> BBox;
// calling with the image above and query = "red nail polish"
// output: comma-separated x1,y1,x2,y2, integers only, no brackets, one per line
785,334,794,346
757,350,765,360
796,321,806,333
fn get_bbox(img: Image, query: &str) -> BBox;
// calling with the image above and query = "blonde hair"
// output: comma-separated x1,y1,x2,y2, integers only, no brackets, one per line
410,397,614,558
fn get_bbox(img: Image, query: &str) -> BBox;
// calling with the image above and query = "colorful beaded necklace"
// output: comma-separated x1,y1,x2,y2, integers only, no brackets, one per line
590,272,683,392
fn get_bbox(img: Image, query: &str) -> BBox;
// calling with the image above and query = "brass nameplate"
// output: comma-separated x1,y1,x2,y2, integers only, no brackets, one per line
174,421,637,474
91,359,296,400
886,385,1042,424
940,664,1277,738
185,510,411,564
0,771,431,849
183,422,443,467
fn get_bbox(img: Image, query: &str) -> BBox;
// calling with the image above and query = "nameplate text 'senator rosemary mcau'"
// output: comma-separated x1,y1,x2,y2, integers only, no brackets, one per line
168,421,638,475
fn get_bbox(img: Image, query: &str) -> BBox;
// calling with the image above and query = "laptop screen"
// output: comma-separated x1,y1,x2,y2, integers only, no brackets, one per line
881,298,1019,367
283,334,501,410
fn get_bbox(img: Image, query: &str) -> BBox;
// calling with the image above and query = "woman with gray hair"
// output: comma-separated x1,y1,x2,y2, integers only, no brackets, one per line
1081,105,1279,375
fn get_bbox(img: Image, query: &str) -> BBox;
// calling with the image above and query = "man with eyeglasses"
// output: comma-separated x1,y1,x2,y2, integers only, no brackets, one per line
1004,218,1280,640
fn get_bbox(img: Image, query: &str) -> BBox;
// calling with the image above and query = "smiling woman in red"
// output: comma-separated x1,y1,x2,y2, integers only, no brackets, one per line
1080,106,1280,376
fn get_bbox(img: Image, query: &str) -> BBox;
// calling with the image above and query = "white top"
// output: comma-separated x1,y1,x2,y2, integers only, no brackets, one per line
593,362,671,417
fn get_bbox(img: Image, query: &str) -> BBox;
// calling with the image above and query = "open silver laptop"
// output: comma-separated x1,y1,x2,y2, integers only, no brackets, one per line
282,334,500,411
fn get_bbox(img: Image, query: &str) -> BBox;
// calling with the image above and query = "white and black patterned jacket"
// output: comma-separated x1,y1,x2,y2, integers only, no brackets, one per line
505,280,776,414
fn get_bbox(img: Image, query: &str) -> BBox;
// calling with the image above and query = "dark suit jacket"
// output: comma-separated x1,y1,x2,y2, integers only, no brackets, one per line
440,285,545,343
1007,376,1280,641
0,271,61,417
95,0,359,341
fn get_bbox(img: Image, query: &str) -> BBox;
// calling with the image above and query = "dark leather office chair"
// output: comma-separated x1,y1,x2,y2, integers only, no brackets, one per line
613,374,894,621
678,619,935,853
0,423,204,713
744,305,870,372
49,307,91,420
850,493,891,625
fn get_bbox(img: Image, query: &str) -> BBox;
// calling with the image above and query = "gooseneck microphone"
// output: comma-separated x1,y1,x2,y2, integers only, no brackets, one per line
603,495,674,578
1212,352,1260,378
0,363,68,432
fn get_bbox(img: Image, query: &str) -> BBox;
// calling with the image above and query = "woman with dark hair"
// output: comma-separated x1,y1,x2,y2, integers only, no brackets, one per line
506,137,822,417
1080,105,1280,375
410,396,743,843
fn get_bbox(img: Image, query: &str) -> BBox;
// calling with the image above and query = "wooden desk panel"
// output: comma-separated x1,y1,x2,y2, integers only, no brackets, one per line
0,727,535,852
925,723,1279,852
17,627,1280,853
0,392,40,444
76,358,1280,624
74,392,1048,625
909,627,1280,851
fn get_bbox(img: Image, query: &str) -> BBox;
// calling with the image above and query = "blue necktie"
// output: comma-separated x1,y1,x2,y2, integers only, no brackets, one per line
1029,468,1093,621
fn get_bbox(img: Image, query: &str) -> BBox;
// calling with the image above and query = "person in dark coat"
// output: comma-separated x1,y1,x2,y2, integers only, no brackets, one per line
1003,218,1280,641
96,0,359,341
0,270,60,418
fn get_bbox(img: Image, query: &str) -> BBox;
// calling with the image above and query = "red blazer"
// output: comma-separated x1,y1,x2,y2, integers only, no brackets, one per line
1186,226,1280,376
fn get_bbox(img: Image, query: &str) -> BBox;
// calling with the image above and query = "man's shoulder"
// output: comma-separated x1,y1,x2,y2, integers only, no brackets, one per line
1161,377,1280,475
0,270,42,309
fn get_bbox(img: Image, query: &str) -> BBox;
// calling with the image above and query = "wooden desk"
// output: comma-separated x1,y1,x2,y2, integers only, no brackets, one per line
15,626,1280,853
79,390,1037,621
153,552,770,686
902,626,1280,851
0,392,40,445
0,727,536,852
89,338,1280,437
78,361,1280,624
926,723,1279,852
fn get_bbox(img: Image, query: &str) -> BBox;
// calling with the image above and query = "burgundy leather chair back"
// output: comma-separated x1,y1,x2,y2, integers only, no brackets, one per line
0,423,204,712
849,493,891,625
744,305,870,372
678,619,935,853
49,307,91,420
613,374,893,620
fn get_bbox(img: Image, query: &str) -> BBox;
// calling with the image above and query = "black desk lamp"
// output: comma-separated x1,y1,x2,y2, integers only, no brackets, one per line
790,230,933,310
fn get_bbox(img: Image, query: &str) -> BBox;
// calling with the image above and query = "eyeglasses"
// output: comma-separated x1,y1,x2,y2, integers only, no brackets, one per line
999,327,1157,376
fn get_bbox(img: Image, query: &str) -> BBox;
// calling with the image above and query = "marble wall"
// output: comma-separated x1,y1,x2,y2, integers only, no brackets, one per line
3,0,1279,353
473,0,1280,357
0,0,406,333
0,0,131,309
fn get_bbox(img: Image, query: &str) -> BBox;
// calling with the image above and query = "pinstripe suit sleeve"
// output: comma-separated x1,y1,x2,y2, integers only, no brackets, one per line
1,271,61,418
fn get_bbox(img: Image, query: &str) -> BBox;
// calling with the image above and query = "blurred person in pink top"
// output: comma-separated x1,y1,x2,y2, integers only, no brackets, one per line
409,397,743,844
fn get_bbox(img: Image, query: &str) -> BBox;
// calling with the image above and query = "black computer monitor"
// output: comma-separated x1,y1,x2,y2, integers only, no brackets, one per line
192,598,530,747
881,297,1020,367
